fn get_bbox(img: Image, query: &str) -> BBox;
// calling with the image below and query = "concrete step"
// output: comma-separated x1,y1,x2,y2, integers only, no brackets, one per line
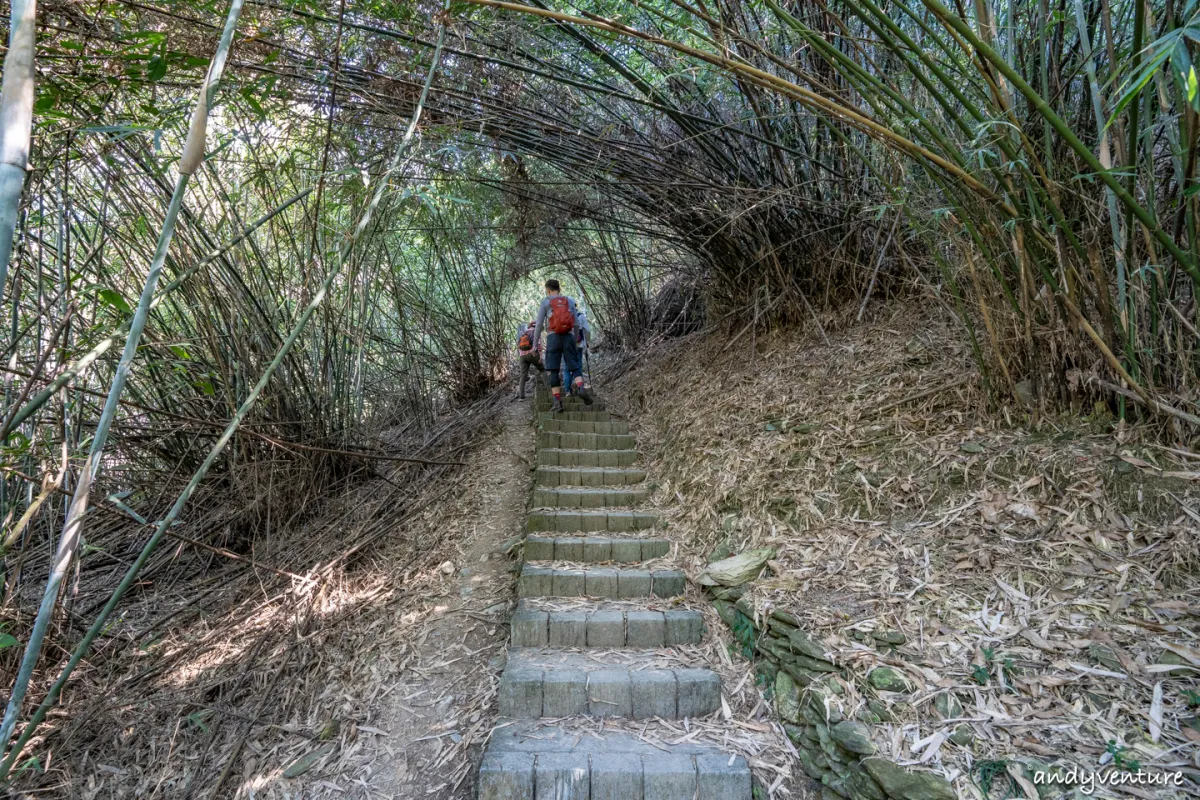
496,650,722,720
511,605,704,648
525,535,669,562
518,565,685,598
538,418,628,435
535,466,646,487
538,431,634,450
537,411,614,424
535,399,607,413
527,509,657,533
538,448,641,467
478,723,751,800
532,486,649,509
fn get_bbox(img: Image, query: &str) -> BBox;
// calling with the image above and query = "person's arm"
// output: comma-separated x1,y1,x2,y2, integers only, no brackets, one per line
532,298,549,343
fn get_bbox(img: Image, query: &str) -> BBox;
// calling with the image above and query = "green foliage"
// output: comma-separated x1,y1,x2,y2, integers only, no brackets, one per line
1106,741,1142,772
730,610,757,659
973,759,1018,799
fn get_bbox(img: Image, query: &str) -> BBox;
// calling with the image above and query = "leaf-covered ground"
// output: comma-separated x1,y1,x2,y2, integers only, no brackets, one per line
605,303,1200,798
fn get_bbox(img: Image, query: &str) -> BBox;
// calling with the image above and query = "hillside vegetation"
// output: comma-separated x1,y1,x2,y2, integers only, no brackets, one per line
1,0,1199,794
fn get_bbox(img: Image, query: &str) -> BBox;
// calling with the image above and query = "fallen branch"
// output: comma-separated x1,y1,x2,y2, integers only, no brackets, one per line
874,374,974,415
1093,379,1200,428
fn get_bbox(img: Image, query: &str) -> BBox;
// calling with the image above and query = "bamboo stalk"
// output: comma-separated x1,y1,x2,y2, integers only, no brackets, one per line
0,0,37,299
0,0,248,761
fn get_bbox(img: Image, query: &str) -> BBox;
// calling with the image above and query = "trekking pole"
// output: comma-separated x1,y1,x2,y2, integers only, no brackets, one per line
586,349,592,383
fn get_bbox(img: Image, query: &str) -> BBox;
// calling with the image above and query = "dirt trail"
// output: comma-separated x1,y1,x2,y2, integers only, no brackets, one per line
357,399,532,799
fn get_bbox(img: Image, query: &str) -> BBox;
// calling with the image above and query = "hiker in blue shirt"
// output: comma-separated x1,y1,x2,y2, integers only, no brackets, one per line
532,279,593,413
560,308,590,392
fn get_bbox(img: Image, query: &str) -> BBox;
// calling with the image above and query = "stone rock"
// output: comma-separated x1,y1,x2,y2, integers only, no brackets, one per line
854,707,882,725
866,699,893,722
948,724,974,746
697,547,775,587
845,768,886,800
821,770,851,796
813,674,844,696
772,608,802,627
867,666,912,693
787,629,834,663
792,651,839,673
805,680,845,723
862,759,955,800
801,702,828,727
933,693,963,720
775,671,802,724
756,659,779,686
871,630,906,645
710,585,745,601
781,662,820,688
1088,644,1123,672
830,721,876,755
713,599,740,628
796,743,831,781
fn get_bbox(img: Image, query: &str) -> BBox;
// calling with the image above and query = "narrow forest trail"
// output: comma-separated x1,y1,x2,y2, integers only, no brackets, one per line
356,399,535,799
475,385,773,799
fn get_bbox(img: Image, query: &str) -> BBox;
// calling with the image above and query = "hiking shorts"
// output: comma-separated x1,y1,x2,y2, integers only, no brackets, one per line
543,332,579,386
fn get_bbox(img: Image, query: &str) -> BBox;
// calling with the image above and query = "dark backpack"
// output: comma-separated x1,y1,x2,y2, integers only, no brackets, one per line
547,296,575,334
518,331,533,351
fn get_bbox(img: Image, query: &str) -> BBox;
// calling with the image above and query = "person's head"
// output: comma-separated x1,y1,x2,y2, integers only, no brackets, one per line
527,320,535,328
545,279,561,295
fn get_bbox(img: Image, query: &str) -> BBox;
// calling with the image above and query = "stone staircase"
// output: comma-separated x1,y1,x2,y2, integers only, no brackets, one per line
478,387,753,799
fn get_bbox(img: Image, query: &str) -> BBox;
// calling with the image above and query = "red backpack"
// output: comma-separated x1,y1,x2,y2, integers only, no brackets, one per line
547,296,575,334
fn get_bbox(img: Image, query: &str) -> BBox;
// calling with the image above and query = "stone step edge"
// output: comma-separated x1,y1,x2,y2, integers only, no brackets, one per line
519,566,685,598
512,607,704,648
497,664,722,720
537,449,643,468
478,750,750,800
525,535,669,562
527,510,658,533
534,466,647,487
531,487,649,510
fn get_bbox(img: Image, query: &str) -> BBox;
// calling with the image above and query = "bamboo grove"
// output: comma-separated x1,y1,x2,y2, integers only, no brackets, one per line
0,0,1198,790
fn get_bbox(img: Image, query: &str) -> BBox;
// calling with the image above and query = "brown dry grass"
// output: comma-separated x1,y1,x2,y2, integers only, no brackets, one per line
6,393,516,799
604,302,1200,798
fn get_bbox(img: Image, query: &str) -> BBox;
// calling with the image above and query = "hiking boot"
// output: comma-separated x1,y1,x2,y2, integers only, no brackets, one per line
573,376,595,406
551,395,565,413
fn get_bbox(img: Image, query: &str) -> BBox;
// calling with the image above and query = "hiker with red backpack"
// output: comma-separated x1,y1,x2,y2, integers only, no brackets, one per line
532,279,593,412
514,320,542,400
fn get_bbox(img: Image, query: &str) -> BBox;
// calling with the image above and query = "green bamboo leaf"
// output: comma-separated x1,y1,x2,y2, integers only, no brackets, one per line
1173,38,1200,112
282,744,334,778
147,54,167,82
1109,33,1177,121
97,288,133,314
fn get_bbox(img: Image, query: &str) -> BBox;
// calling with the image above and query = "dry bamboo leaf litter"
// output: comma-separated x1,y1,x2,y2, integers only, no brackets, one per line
604,304,1200,799
10,397,528,799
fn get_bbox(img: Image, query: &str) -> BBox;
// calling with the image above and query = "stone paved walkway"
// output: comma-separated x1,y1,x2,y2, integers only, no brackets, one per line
477,386,753,799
